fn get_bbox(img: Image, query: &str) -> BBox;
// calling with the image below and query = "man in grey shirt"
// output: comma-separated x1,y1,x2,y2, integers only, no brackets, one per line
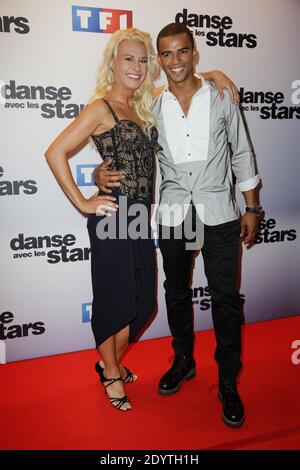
94,23,261,428
152,74,259,228
153,23,261,428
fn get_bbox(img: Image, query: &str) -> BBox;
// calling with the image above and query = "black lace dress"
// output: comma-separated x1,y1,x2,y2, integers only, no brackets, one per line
87,100,157,348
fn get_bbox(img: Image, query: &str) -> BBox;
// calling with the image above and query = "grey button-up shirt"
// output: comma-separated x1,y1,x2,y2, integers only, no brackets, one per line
152,76,260,226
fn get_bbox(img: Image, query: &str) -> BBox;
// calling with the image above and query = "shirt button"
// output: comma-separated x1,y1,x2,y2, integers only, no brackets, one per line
182,115,185,118
188,153,191,156
189,172,192,176
187,134,190,137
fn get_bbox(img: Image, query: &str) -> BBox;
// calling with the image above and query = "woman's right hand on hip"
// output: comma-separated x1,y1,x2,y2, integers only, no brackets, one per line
80,193,118,216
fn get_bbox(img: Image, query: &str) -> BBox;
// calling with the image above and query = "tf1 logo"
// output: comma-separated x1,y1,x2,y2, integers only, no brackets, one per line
72,6,133,33
82,303,92,323
76,164,98,186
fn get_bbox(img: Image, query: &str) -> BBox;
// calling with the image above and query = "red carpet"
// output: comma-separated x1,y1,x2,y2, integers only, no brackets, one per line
1,316,300,450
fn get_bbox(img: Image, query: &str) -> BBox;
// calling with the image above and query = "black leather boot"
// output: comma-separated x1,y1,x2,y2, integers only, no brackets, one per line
218,377,245,428
158,354,196,395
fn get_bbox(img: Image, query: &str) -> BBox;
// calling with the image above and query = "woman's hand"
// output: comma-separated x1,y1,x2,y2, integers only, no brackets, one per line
80,193,118,216
201,70,239,104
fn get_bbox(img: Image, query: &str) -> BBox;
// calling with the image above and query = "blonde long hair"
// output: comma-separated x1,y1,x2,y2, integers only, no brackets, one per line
89,28,160,136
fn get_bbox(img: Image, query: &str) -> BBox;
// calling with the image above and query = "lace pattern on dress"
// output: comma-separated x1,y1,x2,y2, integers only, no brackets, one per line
92,120,157,201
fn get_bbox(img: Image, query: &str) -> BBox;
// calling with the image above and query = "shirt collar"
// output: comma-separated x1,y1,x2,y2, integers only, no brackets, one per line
164,73,207,95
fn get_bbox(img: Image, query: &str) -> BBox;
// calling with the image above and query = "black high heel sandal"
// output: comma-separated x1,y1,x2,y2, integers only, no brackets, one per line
120,366,136,383
95,361,136,384
95,362,131,412
95,361,107,382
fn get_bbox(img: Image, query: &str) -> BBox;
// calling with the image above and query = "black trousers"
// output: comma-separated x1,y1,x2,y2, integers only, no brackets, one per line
159,207,243,380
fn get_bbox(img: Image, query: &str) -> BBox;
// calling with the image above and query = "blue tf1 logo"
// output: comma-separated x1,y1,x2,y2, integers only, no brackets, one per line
72,6,133,33
82,303,92,323
76,164,98,186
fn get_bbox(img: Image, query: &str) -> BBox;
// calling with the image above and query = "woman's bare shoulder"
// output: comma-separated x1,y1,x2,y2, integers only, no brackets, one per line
81,98,112,127
86,98,108,114
151,85,165,98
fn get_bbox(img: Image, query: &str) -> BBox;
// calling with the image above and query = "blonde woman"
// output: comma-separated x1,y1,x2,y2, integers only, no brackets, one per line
45,28,159,412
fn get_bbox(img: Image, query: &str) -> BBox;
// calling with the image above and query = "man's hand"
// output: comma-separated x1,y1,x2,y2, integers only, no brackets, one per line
240,213,259,247
93,158,123,194
202,70,239,104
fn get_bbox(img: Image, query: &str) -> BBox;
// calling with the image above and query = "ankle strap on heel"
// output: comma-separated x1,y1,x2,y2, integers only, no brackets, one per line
103,376,123,392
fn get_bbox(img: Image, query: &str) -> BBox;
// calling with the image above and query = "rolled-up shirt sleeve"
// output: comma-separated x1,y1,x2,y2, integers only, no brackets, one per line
224,93,260,192
238,174,260,192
